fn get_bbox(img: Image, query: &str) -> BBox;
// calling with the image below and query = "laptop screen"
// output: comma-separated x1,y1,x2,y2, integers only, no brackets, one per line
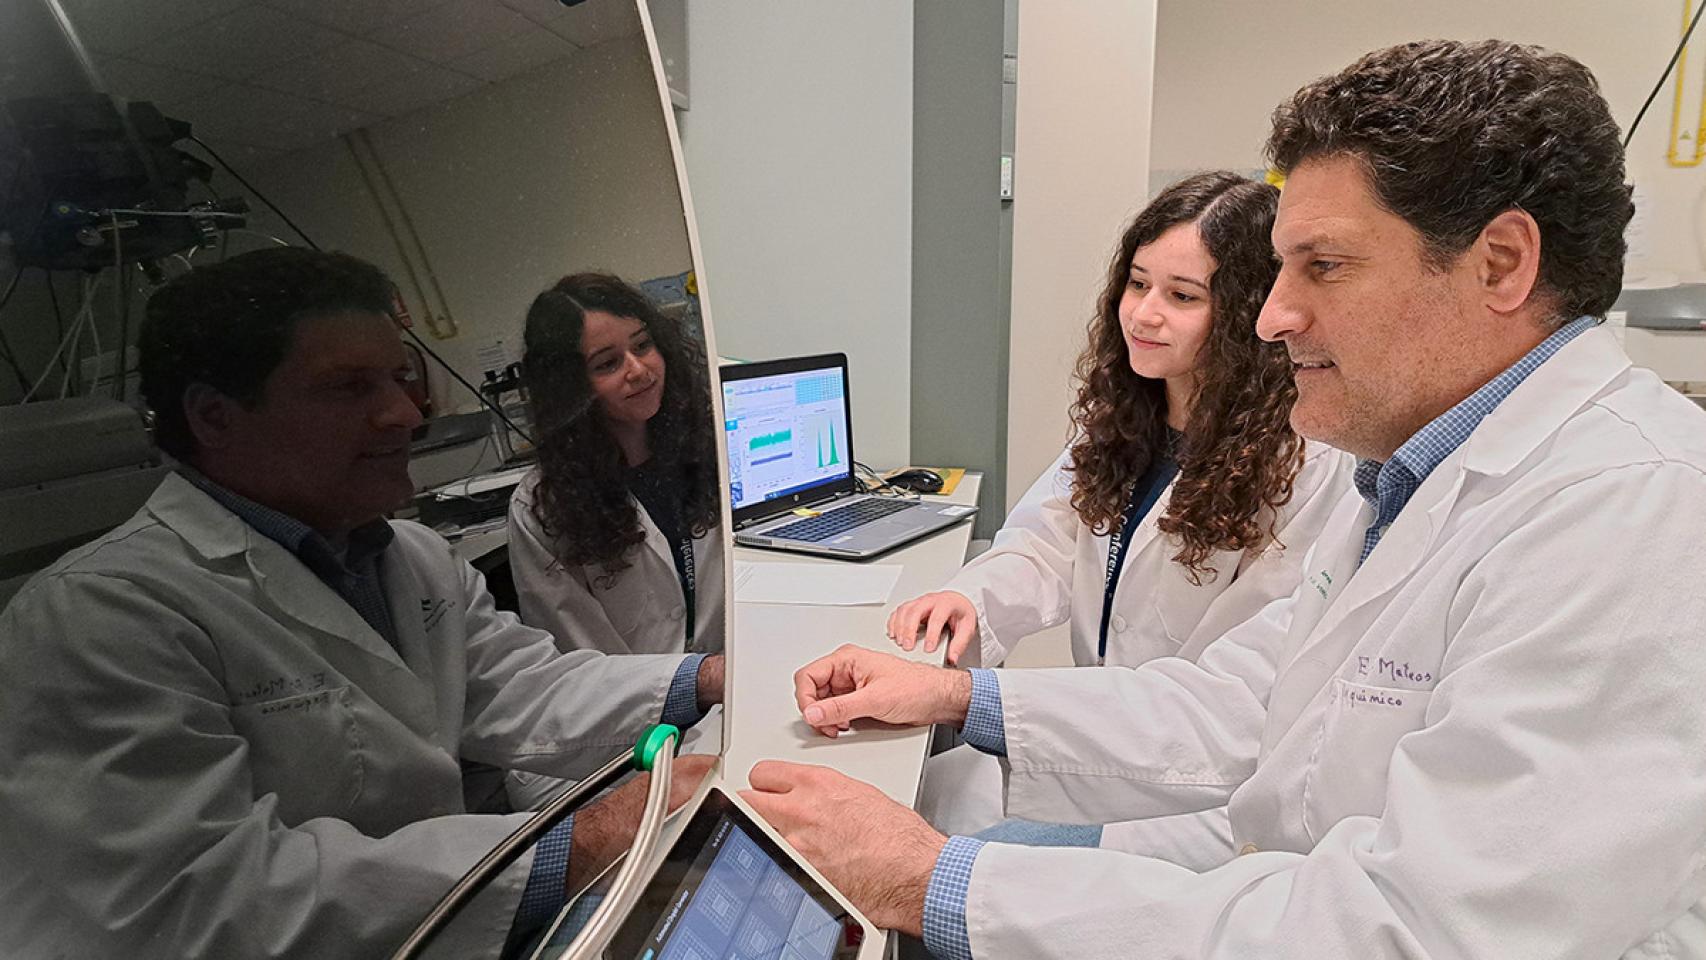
721,355,858,518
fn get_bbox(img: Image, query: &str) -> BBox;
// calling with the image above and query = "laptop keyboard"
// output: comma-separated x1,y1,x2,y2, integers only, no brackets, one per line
766,497,918,542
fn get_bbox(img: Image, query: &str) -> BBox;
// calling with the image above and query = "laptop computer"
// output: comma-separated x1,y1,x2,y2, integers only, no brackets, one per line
720,353,976,559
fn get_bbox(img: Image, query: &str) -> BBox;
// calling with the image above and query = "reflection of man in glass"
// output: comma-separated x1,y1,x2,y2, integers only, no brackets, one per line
0,247,720,958
507,272,726,659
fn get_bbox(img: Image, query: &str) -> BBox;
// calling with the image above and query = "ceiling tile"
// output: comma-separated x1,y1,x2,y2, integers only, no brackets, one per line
128,6,346,81
97,57,226,111
499,0,575,25
338,65,483,119
195,137,281,169
378,0,538,64
60,0,248,55
252,38,435,106
448,28,577,83
260,0,454,37
540,0,642,48
174,82,378,151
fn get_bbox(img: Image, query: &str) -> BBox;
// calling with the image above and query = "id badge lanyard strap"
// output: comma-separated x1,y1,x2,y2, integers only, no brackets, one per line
670,533,696,648
1097,457,1178,661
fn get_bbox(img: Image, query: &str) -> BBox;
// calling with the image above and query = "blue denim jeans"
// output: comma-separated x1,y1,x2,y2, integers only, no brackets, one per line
971,818,1103,847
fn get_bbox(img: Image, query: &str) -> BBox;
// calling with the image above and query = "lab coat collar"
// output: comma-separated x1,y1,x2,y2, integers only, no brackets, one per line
633,493,677,571
1460,324,1630,477
1116,475,1177,561
145,471,255,561
1312,324,1627,643
147,472,412,671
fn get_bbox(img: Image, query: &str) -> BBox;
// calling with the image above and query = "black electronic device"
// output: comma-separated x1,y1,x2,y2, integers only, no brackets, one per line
604,788,865,960
885,468,944,495
0,95,241,271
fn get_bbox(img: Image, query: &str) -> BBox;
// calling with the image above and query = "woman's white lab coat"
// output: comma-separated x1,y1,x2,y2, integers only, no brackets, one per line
960,326,1706,958
0,473,692,959
916,439,1353,853
950,438,1353,668
508,469,725,656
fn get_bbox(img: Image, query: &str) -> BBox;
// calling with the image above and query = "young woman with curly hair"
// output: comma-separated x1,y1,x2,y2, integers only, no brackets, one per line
892,170,1350,669
506,272,725,656
896,171,1353,849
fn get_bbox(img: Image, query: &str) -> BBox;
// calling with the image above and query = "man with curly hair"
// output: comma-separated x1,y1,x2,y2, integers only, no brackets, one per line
739,40,1706,959
0,247,723,958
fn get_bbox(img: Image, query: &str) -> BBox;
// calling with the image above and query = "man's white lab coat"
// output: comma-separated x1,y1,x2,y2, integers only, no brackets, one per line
968,327,1706,958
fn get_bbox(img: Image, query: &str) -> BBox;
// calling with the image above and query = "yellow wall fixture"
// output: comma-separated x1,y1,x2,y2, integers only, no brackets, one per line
1669,0,1706,166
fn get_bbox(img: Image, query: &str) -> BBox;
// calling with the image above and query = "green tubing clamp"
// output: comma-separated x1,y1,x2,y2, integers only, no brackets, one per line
632,723,680,771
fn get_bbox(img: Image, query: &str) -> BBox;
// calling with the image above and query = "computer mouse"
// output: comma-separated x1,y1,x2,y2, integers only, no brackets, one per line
887,468,945,494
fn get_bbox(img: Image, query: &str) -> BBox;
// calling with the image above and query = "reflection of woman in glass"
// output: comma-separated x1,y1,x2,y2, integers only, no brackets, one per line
507,272,724,655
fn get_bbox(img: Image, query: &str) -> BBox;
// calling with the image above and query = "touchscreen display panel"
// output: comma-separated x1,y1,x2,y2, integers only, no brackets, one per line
608,790,863,960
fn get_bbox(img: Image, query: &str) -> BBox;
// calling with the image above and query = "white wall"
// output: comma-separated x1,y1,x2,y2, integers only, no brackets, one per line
1004,1,1159,506
675,2,915,469
241,34,692,413
1151,0,1702,282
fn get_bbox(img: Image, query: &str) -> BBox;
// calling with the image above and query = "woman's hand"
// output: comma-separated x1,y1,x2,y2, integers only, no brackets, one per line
885,590,979,665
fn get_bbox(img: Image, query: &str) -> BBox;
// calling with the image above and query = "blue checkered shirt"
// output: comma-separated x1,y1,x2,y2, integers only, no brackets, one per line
924,836,987,960
915,670,1003,958
960,669,1007,756
182,470,399,646
513,817,576,933
1354,316,1595,565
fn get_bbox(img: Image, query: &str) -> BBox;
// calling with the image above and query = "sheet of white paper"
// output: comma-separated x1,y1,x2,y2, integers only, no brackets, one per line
733,561,903,606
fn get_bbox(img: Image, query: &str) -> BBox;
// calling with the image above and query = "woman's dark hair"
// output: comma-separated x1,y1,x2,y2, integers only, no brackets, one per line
523,271,719,573
139,247,395,459
1266,39,1633,323
1068,170,1303,583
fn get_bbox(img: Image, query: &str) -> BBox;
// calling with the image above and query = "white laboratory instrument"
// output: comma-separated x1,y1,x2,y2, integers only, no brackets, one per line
0,396,168,605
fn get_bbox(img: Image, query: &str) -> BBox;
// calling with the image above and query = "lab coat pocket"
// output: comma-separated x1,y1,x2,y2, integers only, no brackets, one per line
1303,678,1432,843
229,685,362,824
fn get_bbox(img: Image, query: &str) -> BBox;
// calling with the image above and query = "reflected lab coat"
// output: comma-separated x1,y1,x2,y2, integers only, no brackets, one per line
0,473,690,960
508,469,725,656
918,441,1352,856
964,327,1706,958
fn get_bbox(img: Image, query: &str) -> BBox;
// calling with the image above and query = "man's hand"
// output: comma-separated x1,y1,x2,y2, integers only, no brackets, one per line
740,761,945,938
886,590,980,665
696,654,725,711
567,754,716,894
794,644,972,738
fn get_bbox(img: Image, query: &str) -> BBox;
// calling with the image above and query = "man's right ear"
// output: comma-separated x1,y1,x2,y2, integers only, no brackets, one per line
182,382,238,452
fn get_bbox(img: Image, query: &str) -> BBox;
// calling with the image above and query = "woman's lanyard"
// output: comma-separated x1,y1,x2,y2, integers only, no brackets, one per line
668,533,696,648
1097,457,1179,661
